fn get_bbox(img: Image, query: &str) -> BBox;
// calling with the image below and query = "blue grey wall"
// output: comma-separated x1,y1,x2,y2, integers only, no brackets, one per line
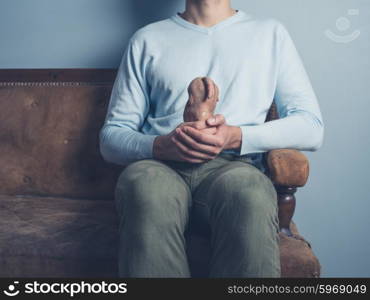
1,0,369,277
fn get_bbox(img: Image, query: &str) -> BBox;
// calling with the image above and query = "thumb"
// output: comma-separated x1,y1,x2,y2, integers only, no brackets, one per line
206,114,225,126
185,120,207,130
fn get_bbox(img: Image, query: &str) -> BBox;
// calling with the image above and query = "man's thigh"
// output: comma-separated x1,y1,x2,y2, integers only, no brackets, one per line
114,159,192,221
189,160,278,234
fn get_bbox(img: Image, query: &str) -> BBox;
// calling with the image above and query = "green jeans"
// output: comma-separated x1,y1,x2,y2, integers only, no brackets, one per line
114,153,281,278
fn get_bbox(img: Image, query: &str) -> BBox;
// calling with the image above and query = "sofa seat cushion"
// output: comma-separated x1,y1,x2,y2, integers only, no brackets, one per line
0,195,320,278
0,195,118,277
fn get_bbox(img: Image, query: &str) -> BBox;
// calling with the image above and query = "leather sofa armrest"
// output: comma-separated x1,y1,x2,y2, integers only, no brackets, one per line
265,149,310,236
266,149,309,187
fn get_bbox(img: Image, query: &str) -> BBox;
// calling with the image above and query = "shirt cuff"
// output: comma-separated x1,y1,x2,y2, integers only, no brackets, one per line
239,125,267,156
136,134,158,160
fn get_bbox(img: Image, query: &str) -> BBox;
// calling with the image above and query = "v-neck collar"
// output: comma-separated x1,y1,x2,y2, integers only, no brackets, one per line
170,9,247,35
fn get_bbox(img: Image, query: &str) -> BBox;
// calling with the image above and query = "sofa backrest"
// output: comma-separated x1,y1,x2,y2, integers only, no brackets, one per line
0,69,122,200
0,69,279,201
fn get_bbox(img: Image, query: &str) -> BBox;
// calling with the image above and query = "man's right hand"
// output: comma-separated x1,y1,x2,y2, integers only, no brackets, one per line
153,114,225,163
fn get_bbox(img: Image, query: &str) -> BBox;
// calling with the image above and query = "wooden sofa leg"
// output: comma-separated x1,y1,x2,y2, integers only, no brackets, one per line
276,186,297,237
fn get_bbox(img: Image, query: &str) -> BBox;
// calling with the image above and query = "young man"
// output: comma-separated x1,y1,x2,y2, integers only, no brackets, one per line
99,0,324,277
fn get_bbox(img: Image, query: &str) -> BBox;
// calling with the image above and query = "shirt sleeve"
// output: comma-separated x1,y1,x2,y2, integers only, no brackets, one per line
99,36,158,165
237,23,324,156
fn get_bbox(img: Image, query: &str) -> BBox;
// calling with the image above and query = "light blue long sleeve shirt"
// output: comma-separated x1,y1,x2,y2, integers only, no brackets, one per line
100,9,324,166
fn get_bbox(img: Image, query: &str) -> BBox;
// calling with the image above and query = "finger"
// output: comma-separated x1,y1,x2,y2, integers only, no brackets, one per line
178,125,216,138
177,151,206,163
206,114,226,126
182,120,208,130
181,126,224,148
178,151,208,163
176,128,221,155
173,132,217,158
200,127,217,135
184,158,206,164
172,136,213,161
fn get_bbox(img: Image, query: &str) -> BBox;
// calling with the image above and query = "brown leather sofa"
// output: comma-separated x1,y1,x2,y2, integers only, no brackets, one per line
0,69,321,277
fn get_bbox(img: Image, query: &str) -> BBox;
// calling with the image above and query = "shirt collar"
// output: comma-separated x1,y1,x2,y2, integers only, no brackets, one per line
170,9,248,35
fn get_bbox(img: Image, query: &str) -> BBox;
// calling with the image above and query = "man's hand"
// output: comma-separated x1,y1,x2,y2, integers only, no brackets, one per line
153,114,226,163
176,115,242,157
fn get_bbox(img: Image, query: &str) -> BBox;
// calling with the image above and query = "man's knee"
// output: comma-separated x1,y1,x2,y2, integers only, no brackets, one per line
115,159,191,219
209,162,278,215
116,159,168,192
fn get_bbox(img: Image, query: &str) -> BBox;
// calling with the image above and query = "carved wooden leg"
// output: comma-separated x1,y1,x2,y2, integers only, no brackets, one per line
275,186,297,237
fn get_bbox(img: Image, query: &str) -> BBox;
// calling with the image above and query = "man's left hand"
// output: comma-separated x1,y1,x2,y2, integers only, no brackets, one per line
175,114,242,159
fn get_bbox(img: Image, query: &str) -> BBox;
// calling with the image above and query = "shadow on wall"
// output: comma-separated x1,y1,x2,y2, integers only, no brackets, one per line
127,0,183,28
